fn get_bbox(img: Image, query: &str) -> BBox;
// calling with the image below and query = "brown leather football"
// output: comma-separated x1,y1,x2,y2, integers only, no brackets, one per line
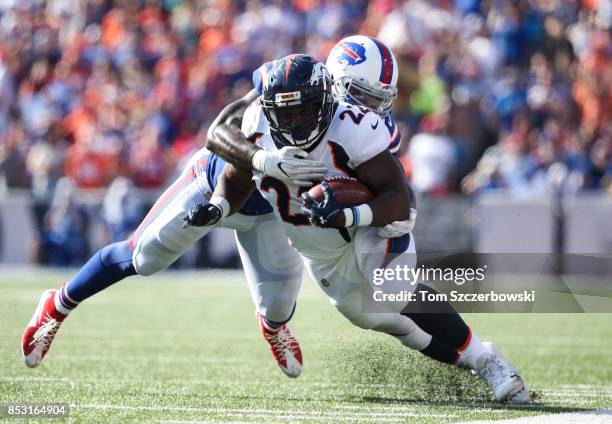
308,176,373,207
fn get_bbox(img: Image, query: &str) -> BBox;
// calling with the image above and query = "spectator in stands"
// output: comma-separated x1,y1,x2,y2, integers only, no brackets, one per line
102,177,145,243
0,0,609,201
39,177,89,266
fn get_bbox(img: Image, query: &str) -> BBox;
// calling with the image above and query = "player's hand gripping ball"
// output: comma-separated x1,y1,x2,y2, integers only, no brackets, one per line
301,177,372,228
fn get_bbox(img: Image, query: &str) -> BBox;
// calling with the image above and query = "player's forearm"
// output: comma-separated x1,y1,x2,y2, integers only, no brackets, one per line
213,163,255,215
206,88,261,168
207,88,259,138
209,123,260,169
367,188,411,226
353,151,412,227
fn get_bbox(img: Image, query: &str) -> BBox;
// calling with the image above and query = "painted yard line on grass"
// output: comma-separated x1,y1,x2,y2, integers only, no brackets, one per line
158,420,255,424
457,409,612,424
545,390,612,396
0,375,446,390
557,385,612,389
50,354,253,364
75,403,457,421
5,376,612,399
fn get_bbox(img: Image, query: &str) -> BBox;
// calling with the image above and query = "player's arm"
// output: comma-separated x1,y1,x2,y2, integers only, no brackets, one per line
207,94,326,186
301,150,412,229
182,163,255,228
206,89,260,169
352,150,413,227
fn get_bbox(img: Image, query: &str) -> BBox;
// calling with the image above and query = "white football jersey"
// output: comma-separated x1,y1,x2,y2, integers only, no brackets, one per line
241,100,390,261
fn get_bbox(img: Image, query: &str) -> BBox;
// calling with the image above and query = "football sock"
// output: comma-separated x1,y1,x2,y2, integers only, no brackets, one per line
455,328,490,369
402,283,470,349
420,336,460,364
56,241,136,315
261,302,296,330
261,318,282,331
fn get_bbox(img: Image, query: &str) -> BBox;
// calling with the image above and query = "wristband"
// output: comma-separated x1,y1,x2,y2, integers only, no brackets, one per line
342,204,373,227
343,208,354,227
209,196,230,220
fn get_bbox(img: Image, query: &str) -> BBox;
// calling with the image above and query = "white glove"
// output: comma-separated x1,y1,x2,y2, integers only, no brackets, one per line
251,146,327,186
378,208,418,238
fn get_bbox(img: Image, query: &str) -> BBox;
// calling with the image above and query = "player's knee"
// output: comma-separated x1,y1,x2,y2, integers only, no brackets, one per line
391,320,431,351
335,302,379,330
98,241,137,277
132,239,174,276
100,241,133,266
132,252,168,276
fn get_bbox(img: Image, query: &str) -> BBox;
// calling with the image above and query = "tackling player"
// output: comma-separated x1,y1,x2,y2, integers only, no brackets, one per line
21,82,326,379
187,54,529,403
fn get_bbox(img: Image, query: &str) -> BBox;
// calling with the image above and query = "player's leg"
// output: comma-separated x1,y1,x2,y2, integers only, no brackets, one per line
323,274,461,365
356,229,528,402
234,214,304,377
22,151,212,367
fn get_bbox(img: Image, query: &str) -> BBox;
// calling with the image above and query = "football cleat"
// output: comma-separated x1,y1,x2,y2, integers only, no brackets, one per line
258,313,303,378
22,290,66,368
475,342,529,403
482,341,530,403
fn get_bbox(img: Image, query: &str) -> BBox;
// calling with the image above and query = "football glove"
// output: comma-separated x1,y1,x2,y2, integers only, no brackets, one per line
301,181,343,228
252,146,327,187
182,203,222,228
378,208,418,238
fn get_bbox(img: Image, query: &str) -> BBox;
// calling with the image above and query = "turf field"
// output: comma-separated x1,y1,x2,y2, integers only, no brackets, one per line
1,268,611,423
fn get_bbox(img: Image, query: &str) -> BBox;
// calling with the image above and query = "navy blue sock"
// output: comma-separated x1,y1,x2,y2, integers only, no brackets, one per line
56,241,137,312
420,337,460,364
402,284,470,349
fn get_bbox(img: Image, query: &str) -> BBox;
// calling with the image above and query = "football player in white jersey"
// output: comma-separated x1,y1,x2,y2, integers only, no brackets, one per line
187,54,529,403
22,38,409,380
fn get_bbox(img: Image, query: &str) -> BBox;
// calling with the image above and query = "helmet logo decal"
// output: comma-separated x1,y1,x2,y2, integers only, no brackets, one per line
285,54,298,84
336,42,366,66
310,62,325,86
368,37,393,84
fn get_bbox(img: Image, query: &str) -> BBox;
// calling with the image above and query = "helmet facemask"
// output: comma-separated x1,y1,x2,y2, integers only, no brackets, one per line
262,73,334,150
333,75,397,116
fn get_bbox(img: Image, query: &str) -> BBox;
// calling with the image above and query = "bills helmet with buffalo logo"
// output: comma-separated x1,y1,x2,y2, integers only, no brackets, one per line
326,35,398,116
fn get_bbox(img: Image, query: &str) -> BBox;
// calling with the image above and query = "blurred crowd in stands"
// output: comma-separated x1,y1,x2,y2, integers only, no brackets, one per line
0,0,610,263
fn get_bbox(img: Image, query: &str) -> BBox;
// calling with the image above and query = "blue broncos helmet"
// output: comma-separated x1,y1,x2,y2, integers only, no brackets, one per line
261,54,335,151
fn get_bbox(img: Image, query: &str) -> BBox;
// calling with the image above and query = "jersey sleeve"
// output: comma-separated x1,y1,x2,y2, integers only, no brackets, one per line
346,112,391,168
240,99,267,139
386,116,402,155
251,61,275,95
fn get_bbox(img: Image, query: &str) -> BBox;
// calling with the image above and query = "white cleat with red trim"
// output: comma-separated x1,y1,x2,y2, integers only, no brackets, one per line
258,313,303,378
22,290,66,368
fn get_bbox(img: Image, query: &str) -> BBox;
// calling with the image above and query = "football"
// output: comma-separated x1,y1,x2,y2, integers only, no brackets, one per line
308,176,373,207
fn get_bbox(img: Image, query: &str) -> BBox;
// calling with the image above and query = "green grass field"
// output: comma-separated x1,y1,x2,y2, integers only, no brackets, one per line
1,268,611,423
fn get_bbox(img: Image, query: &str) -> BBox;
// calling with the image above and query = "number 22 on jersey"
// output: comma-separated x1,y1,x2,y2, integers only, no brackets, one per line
260,177,310,226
